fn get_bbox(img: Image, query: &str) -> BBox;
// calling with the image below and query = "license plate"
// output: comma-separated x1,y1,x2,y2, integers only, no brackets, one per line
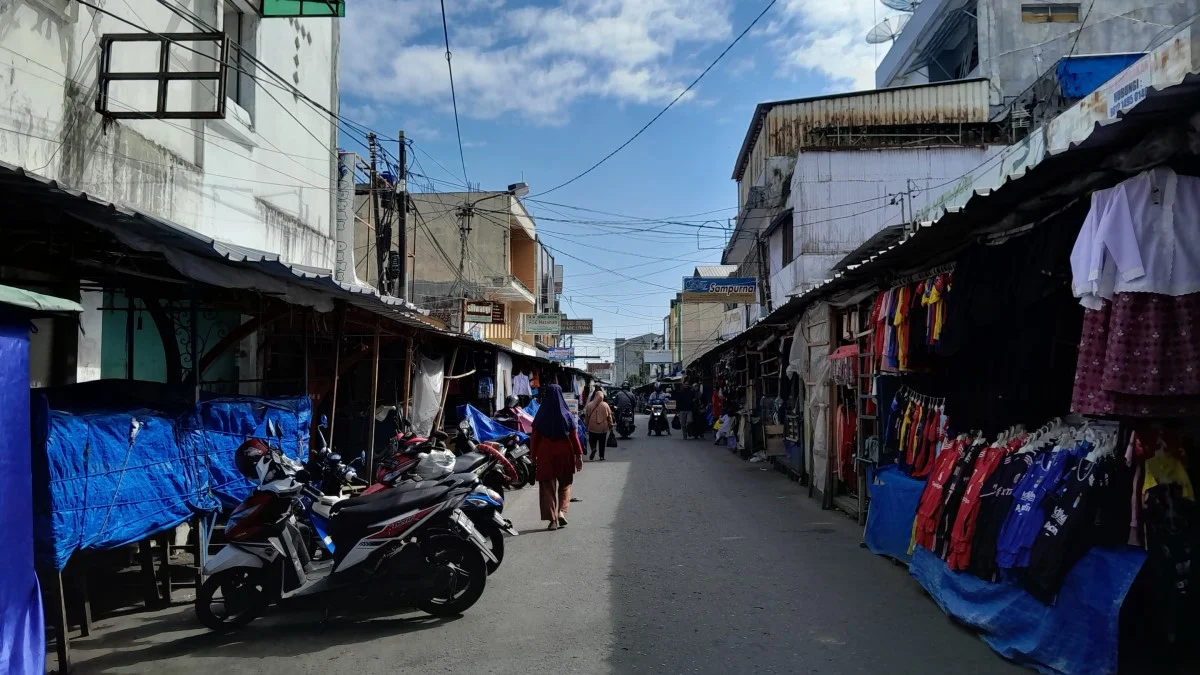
452,509,498,563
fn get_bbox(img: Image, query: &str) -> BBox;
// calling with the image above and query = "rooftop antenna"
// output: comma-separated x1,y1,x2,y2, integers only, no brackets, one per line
881,0,920,11
865,14,911,44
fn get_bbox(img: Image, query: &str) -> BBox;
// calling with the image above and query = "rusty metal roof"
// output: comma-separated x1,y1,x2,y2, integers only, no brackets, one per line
732,78,991,181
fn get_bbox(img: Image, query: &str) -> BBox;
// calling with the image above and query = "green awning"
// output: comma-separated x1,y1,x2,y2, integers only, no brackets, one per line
260,0,344,17
0,285,82,315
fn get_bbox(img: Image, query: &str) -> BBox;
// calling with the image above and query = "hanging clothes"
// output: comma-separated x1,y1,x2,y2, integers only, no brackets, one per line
932,440,985,558
835,404,857,485
995,442,1083,572
969,451,1037,581
912,438,967,554
946,437,1021,571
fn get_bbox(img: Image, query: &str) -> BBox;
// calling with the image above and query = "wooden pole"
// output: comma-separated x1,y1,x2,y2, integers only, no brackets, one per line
401,336,414,419
431,345,459,431
328,304,345,443
366,319,381,481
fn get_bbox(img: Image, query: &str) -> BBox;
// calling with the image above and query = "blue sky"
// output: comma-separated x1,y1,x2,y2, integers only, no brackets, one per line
338,0,900,363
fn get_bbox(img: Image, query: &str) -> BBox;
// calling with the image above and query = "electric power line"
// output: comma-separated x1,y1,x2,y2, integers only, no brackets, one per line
439,0,470,191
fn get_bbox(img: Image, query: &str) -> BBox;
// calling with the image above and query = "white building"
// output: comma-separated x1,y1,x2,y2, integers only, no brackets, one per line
877,0,1197,111
1,0,344,382
1,0,341,269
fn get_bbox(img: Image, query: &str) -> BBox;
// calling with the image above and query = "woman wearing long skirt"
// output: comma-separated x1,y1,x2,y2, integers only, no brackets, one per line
530,384,584,530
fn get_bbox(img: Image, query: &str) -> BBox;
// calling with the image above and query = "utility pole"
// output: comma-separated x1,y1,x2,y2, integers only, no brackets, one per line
367,132,384,287
455,199,473,332
396,130,408,299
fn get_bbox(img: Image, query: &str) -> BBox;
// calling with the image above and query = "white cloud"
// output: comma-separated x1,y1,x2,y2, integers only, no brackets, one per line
771,0,901,92
340,0,732,125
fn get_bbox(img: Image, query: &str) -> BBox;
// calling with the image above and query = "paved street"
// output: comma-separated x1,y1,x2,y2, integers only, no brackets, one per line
66,417,1023,674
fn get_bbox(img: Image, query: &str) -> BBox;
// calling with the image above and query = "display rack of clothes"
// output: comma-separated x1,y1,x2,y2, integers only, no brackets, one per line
871,266,954,373
885,386,947,478
1069,166,1200,418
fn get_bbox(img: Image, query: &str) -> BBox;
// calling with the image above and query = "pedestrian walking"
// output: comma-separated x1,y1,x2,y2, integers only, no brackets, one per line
674,382,696,439
530,384,584,531
583,389,614,461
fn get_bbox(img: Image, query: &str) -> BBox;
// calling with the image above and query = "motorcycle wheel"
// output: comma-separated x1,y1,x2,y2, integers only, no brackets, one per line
526,461,537,487
511,462,528,490
195,567,269,632
416,534,488,617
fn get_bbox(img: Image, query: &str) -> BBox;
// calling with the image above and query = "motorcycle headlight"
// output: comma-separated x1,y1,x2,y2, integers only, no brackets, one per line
482,487,502,501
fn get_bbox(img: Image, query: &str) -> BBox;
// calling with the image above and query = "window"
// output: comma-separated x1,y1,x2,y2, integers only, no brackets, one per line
1021,3,1081,23
222,3,256,115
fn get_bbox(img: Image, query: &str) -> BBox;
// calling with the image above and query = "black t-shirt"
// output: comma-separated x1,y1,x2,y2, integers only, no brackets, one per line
675,388,695,410
933,443,982,558
1023,459,1106,603
970,452,1035,581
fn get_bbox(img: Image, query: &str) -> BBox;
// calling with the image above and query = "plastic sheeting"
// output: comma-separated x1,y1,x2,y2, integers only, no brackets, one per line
411,355,444,436
0,321,44,674
33,396,310,570
458,404,529,443
864,465,924,563
910,545,1146,675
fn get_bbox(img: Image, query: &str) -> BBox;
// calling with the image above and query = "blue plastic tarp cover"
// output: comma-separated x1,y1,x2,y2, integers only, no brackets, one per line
32,396,311,570
909,545,1146,675
458,404,529,443
0,322,44,675
183,397,310,508
33,409,195,571
864,465,925,563
525,399,540,417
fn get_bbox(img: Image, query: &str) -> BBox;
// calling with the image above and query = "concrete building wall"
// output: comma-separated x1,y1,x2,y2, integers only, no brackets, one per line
614,332,660,385
0,0,340,271
681,302,723,369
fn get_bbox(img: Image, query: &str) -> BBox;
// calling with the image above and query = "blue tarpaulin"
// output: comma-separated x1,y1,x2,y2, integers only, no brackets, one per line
910,545,1146,675
864,465,925,563
526,399,540,417
1055,54,1146,99
457,404,529,443
1,320,44,674
32,396,311,570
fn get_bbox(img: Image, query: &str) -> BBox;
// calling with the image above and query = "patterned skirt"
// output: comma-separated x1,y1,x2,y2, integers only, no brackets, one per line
1072,292,1200,417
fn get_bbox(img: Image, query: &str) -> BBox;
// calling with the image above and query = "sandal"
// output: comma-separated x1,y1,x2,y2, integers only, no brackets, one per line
547,520,559,531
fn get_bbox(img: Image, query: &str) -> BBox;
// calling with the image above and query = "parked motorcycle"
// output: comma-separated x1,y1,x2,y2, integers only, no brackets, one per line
648,404,669,436
196,419,495,631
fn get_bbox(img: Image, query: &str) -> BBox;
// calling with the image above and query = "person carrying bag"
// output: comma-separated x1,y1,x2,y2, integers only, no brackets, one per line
584,389,615,461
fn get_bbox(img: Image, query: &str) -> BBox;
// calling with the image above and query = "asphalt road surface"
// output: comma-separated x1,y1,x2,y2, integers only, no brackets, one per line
66,417,1024,674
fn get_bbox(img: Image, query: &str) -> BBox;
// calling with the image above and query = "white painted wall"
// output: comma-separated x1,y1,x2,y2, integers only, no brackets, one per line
0,0,338,270
769,145,1004,302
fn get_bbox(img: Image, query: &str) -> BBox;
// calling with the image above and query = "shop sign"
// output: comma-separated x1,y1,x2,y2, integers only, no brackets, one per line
563,393,578,414
681,277,757,303
586,361,612,373
334,152,355,284
522,313,561,335
560,318,593,335
643,349,673,364
1047,26,1194,154
429,305,461,332
548,347,574,361
465,300,503,324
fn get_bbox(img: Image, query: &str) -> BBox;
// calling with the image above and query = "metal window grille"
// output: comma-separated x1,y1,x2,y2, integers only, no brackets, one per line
96,32,229,120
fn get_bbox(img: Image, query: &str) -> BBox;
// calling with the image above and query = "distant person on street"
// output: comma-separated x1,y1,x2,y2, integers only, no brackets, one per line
675,382,696,439
584,389,614,461
530,384,584,531
691,382,705,439
612,383,637,414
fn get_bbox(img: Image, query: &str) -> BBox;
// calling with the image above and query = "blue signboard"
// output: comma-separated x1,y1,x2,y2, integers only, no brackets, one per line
681,276,757,302
548,347,574,361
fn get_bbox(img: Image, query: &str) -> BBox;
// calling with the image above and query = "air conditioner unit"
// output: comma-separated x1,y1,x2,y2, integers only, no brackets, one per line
488,276,508,287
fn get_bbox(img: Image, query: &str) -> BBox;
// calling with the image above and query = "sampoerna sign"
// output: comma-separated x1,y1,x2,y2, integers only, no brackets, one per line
681,277,757,303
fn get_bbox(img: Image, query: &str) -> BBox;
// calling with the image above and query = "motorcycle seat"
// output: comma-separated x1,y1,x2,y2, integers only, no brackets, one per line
453,452,490,474
330,485,451,532
430,430,450,441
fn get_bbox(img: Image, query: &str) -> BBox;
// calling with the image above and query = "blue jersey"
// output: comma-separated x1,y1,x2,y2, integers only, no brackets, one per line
994,441,1086,571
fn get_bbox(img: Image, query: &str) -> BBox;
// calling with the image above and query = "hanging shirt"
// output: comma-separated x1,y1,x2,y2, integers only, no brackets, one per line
933,441,985,558
995,443,1081,571
912,439,967,553
1023,458,1109,603
969,451,1036,581
1143,452,1196,500
477,375,494,400
947,442,1012,571
1070,167,1200,308
512,374,532,396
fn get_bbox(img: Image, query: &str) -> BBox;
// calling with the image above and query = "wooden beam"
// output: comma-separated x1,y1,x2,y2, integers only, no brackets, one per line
328,304,345,443
430,346,459,431
401,336,414,420
366,319,381,482
198,310,286,376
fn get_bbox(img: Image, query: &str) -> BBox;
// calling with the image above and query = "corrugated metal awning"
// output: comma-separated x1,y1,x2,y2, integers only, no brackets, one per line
0,160,438,332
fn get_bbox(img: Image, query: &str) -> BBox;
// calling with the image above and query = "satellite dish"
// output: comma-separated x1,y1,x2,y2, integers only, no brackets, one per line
865,14,911,44
881,0,920,11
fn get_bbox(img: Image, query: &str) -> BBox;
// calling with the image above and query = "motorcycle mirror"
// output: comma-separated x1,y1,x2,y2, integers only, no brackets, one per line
320,414,329,428
458,419,470,431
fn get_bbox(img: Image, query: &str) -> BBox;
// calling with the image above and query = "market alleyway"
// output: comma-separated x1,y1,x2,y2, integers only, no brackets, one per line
65,417,1024,674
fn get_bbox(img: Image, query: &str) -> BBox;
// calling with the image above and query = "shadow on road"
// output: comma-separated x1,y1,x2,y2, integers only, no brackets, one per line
70,600,460,673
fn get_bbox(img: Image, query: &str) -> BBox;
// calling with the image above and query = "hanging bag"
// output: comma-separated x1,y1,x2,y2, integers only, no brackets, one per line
671,414,682,430
607,430,618,448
